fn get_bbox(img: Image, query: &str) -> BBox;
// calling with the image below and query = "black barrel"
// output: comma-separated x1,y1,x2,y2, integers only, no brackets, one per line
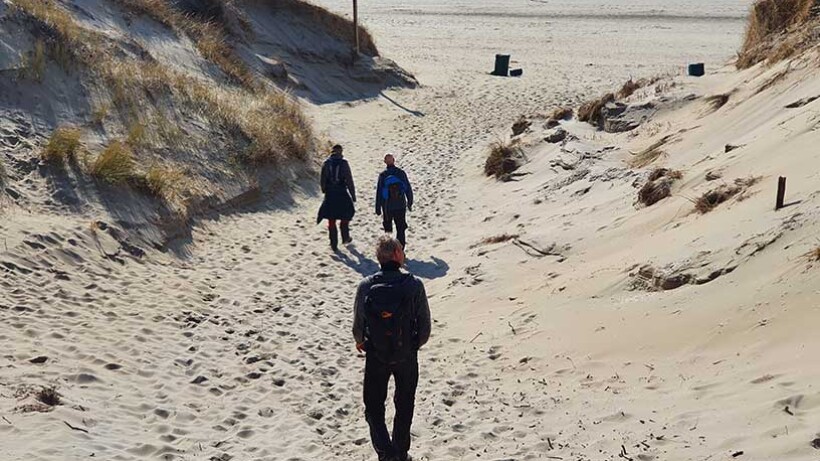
688,63,705,77
492,54,511,76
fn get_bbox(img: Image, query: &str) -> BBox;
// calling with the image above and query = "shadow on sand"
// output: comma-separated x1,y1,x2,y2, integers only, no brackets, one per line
406,256,449,280
334,246,449,281
334,245,380,277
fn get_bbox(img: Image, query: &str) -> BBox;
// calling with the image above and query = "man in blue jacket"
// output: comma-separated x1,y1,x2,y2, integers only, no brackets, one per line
375,154,413,248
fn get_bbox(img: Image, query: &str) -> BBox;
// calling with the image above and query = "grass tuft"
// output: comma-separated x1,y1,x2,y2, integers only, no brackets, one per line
737,0,818,69
549,106,574,121
18,39,47,81
35,386,61,407
114,0,257,88
695,176,761,213
485,141,524,179
578,93,615,126
91,141,135,184
811,247,820,262
42,126,82,164
638,169,683,207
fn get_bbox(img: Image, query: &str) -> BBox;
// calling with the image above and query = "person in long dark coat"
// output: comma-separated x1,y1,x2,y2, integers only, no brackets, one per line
317,145,356,251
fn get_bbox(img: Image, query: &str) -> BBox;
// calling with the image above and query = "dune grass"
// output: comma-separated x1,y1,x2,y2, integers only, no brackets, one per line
485,141,524,179
549,106,573,121
90,141,136,184
694,177,762,213
578,93,615,125
18,39,46,81
737,0,818,69
35,386,61,407
145,164,186,203
275,0,380,56
811,247,820,262
638,169,683,207
114,0,257,89
42,126,82,164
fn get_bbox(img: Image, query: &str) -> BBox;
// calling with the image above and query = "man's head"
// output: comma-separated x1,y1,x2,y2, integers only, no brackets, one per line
332,144,343,155
375,235,405,266
383,153,396,167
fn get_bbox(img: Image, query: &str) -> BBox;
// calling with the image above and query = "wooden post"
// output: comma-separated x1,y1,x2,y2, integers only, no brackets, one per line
353,0,360,58
776,176,787,210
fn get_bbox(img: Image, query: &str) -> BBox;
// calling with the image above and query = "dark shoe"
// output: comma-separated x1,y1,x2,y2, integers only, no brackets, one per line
329,226,339,251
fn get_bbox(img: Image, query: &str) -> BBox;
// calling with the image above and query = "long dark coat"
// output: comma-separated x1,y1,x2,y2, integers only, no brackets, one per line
317,154,356,223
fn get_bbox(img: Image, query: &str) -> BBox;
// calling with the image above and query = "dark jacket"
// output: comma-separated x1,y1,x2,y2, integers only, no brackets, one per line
353,262,431,350
317,153,356,223
375,166,413,214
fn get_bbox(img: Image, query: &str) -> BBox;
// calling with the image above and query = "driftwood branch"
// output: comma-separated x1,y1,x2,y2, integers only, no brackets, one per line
63,421,89,434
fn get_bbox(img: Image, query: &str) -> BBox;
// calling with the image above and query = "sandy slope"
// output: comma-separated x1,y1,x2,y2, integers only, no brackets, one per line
2,1,820,461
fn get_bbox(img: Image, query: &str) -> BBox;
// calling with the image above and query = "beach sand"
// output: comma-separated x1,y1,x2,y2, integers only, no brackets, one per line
3,1,820,460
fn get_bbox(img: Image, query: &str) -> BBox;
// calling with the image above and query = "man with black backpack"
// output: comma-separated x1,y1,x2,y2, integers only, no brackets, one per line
317,144,356,251
352,236,431,461
375,154,414,248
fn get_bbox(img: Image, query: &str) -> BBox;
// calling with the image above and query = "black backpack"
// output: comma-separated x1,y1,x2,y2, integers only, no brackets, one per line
326,158,346,187
364,274,417,363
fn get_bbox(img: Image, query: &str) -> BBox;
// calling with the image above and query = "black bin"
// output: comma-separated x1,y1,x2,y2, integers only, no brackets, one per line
492,54,510,76
688,63,705,77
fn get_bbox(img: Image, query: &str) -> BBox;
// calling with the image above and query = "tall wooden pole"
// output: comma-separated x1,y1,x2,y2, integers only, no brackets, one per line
353,0,360,57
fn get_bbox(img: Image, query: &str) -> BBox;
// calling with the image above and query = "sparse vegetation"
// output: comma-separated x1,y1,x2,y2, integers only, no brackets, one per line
470,234,520,248
810,247,820,262
737,0,819,69
694,177,762,213
276,0,380,56
617,78,642,99
92,104,110,125
18,39,47,81
638,169,683,207
578,93,615,126
90,141,135,184
146,164,185,202
35,386,61,407
485,141,525,179
126,120,148,147
114,0,257,88
42,126,82,164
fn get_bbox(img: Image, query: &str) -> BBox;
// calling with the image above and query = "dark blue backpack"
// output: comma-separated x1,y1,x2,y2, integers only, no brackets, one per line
381,175,406,202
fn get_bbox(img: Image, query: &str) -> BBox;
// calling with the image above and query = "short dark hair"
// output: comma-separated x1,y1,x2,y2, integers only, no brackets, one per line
332,144,343,152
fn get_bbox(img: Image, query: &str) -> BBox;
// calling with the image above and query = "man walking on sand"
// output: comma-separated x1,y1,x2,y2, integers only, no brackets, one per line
317,144,356,251
353,236,431,461
376,154,414,249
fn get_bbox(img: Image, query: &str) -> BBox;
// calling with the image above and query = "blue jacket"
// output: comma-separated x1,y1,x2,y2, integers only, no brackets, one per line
375,166,413,213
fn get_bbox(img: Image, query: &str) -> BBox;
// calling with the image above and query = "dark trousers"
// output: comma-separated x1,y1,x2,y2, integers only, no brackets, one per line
364,355,419,461
327,220,350,249
382,209,407,248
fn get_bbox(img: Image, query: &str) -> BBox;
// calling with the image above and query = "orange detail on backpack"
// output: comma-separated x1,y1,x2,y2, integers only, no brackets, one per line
381,311,393,319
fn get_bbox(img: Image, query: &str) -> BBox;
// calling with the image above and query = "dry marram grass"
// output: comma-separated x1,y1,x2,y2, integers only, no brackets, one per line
485,141,524,179
737,0,819,69
276,0,380,56
578,93,615,126
42,126,82,164
695,177,762,213
91,141,135,184
114,0,257,88
146,164,186,203
638,169,683,207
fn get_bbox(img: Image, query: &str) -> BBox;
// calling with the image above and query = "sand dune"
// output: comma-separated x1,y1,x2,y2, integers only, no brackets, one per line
2,0,819,460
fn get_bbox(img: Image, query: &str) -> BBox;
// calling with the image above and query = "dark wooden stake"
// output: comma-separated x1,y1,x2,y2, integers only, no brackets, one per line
353,0,360,58
776,176,787,210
